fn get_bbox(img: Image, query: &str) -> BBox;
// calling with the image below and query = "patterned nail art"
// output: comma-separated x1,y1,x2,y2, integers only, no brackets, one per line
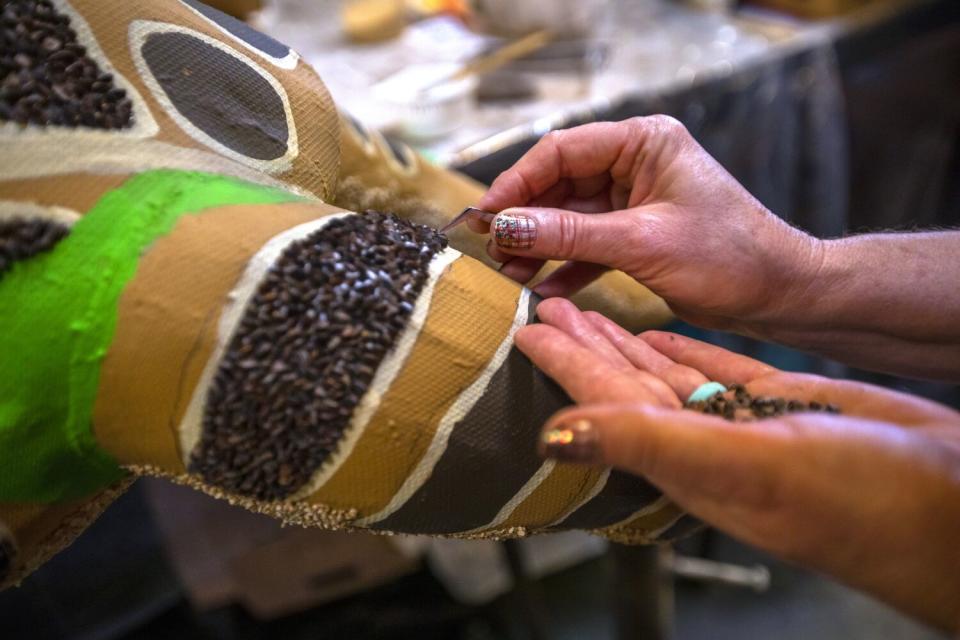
539,418,600,463
494,214,537,249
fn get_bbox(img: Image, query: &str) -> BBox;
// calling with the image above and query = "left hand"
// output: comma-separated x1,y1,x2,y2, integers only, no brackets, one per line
514,298,960,632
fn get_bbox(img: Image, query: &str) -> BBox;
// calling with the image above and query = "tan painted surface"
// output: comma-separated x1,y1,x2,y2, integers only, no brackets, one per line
0,174,129,214
601,501,684,544
496,464,607,531
308,257,521,516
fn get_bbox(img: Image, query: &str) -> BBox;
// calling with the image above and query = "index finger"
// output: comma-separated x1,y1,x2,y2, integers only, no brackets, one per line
639,331,776,385
478,121,639,213
514,324,678,406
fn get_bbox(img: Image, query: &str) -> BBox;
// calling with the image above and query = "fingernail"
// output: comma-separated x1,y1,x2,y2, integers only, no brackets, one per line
494,212,537,249
539,418,601,463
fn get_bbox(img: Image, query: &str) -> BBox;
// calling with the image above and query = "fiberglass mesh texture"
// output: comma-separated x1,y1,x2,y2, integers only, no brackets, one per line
553,469,663,531
369,293,569,534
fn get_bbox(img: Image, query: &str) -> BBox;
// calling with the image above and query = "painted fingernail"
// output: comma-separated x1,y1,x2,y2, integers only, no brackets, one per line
539,418,600,463
494,212,537,249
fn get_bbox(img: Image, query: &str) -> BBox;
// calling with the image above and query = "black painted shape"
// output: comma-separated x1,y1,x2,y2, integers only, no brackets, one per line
0,217,70,277
383,135,413,168
346,113,371,143
181,0,290,59
141,32,288,160
370,294,572,534
553,469,663,531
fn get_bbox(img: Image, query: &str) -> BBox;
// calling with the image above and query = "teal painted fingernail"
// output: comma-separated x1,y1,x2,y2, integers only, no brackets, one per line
687,382,727,404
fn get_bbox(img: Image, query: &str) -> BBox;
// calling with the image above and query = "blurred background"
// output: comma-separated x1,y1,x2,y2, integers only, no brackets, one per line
2,0,958,638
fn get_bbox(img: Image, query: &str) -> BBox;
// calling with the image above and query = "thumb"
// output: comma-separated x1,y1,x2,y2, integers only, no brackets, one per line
491,207,638,268
537,403,795,513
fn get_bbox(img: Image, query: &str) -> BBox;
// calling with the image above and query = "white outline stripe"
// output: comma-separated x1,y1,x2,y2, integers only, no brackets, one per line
648,511,686,540
463,459,557,534
0,137,314,198
0,201,80,225
290,248,463,499
547,467,611,528
177,212,353,460
603,494,672,530
177,0,300,70
356,287,533,526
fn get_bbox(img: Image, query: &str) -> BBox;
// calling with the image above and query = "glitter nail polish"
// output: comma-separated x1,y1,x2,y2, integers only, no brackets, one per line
539,418,600,463
494,213,537,249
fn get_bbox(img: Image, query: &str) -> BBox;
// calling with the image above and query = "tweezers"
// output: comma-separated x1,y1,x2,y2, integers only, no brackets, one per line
439,206,496,234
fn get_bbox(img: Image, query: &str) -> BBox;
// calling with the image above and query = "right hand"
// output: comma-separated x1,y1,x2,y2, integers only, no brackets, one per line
475,116,824,333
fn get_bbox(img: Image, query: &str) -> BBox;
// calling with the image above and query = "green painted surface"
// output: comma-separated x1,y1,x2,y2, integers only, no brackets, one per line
0,170,301,503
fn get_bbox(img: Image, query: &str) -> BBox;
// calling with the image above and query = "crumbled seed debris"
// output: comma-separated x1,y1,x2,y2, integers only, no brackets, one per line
189,212,447,501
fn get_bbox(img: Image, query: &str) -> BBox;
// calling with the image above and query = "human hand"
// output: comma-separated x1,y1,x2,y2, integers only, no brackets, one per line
475,117,823,332
515,299,960,631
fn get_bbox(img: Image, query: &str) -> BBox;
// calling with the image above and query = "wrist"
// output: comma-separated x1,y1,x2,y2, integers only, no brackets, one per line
740,220,833,336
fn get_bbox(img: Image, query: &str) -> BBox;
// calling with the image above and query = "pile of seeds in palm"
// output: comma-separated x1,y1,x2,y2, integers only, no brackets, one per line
0,0,133,128
190,212,447,501
686,384,840,421
0,216,69,276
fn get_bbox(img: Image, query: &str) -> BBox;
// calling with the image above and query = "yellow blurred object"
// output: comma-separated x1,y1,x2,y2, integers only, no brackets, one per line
341,0,407,43
410,0,469,15
450,29,551,82
747,0,873,18
202,0,262,19
416,29,551,95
